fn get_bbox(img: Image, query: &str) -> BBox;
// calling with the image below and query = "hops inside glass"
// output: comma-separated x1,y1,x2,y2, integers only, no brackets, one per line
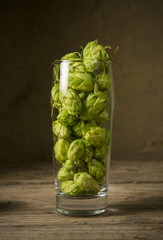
51,40,115,216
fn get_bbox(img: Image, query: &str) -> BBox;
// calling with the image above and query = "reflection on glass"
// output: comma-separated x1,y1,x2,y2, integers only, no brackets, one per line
59,61,69,94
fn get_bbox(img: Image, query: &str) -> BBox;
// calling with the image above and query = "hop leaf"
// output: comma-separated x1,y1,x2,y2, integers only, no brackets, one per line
60,88,82,117
74,172,100,194
61,180,83,196
84,126,107,147
88,159,105,180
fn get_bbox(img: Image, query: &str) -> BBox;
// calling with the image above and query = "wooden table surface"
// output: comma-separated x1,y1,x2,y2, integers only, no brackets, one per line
0,159,163,240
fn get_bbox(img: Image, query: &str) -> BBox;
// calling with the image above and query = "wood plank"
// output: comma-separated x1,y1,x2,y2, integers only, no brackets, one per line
0,159,163,184
0,159,163,240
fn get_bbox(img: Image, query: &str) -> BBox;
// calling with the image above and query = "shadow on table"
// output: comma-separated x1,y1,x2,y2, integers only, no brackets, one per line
101,195,163,217
0,200,27,212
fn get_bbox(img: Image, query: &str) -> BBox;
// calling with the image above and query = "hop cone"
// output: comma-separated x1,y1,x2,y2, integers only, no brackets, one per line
68,72,93,92
57,160,75,182
73,120,96,138
69,61,86,73
80,84,107,120
83,40,109,72
54,138,72,163
84,126,107,147
52,120,71,139
60,88,82,117
95,72,111,91
61,52,80,60
88,159,105,180
68,139,85,162
61,180,83,196
57,110,77,126
74,172,100,194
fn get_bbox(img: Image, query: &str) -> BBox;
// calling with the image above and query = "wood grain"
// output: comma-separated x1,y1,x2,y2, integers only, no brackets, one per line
0,159,163,240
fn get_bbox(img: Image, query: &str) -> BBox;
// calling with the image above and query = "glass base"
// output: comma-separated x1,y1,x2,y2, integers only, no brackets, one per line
56,193,107,216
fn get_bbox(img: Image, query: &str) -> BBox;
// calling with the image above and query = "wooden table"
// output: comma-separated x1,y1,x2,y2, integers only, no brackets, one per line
0,159,163,240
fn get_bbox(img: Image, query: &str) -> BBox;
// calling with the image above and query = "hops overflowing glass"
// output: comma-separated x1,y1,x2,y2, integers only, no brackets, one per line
51,40,115,216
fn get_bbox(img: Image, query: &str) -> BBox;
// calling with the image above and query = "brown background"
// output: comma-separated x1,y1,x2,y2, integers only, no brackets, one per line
0,0,163,165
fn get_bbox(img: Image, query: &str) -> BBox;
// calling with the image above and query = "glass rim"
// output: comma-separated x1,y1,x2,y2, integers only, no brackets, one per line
53,59,112,64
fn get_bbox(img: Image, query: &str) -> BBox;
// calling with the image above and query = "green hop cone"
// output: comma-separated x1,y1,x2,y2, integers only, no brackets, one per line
82,141,93,163
57,160,75,182
57,110,77,126
88,159,105,180
95,108,109,124
61,180,83,196
84,126,107,147
61,52,80,60
80,84,107,120
68,72,93,92
95,72,111,91
69,61,86,73
74,172,100,194
68,139,85,162
84,59,102,75
54,138,72,163
60,88,82,117
52,120,71,139
83,40,109,72
93,145,108,160
72,120,96,138
51,83,62,110
61,52,86,73
83,40,109,60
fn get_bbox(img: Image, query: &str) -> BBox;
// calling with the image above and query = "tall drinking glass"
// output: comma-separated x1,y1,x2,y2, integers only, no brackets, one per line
51,59,114,216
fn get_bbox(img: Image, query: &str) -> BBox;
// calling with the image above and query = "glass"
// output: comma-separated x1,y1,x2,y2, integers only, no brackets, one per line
51,59,114,216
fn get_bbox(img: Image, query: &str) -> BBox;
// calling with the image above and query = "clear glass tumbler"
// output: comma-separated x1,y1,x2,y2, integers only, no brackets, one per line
51,59,114,216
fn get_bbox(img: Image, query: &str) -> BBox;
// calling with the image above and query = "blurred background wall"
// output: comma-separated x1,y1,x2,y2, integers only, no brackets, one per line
0,0,163,164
